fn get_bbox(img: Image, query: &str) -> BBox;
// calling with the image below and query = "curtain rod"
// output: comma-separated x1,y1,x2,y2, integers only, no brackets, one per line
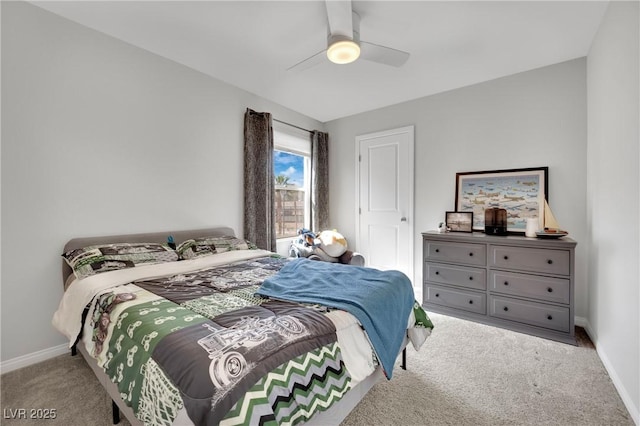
273,118,312,134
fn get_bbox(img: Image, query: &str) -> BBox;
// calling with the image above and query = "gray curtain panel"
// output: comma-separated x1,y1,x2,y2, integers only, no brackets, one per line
311,130,330,231
243,108,276,251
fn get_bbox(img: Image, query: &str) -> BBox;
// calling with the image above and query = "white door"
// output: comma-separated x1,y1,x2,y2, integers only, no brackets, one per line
356,126,414,281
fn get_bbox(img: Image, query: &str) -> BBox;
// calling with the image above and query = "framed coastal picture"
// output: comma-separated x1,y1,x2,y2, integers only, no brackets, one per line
455,167,548,233
445,211,473,233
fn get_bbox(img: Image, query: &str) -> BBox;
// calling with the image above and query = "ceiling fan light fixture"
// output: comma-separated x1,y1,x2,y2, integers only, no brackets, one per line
327,39,360,64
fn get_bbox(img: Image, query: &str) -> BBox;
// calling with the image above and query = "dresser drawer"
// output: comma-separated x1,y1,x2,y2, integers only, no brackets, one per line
426,263,486,290
489,295,570,332
425,241,486,267
424,284,486,314
489,245,570,276
490,271,570,304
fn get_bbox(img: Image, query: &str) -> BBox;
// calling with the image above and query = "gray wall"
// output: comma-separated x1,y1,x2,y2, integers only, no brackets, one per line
325,59,588,318
587,1,639,421
0,2,322,362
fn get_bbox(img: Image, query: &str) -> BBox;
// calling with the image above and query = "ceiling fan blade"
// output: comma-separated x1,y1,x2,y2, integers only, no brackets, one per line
287,49,327,72
360,41,410,67
325,0,353,38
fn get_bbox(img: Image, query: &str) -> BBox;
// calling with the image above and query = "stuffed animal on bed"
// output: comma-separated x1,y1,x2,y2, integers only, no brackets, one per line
288,229,319,258
289,229,364,266
317,229,347,258
299,228,320,247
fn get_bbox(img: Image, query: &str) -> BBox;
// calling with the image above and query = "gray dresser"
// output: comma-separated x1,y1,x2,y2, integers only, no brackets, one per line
422,231,577,345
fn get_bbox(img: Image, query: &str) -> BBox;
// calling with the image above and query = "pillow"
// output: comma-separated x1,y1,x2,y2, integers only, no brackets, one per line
62,243,179,280
177,236,258,260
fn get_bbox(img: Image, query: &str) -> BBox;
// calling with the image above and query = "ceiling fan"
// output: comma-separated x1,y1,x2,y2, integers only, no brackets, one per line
287,0,410,72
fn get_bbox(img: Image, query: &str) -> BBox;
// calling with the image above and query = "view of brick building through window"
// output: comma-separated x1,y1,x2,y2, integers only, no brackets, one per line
275,185,305,238
274,145,309,240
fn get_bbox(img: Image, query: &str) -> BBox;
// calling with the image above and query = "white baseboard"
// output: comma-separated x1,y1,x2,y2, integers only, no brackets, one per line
582,319,639,426
0,343,69,375
574,315,588,328
582,318,596,343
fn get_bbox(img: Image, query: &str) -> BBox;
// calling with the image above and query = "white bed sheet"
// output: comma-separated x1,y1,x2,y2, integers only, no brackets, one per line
53,249,273,345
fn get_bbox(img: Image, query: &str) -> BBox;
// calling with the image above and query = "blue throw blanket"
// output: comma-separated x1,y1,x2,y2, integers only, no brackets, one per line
257,258,414,379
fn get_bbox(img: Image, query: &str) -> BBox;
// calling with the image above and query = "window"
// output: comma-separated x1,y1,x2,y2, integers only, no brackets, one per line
273,126,311,239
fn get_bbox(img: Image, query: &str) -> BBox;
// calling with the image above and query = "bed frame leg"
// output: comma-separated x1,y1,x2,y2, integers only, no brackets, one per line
401,348,407,370
112,400,120,424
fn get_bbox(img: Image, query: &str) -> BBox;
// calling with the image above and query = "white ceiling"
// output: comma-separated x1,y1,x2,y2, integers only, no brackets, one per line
32,1,609,122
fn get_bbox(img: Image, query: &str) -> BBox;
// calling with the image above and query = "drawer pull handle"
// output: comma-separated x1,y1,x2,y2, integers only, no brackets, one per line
469,252,474,257
547,259,553,265
435,271,439,275
469,276,473,281
435,249,440,253
504,281,509,286
503,255,509,260
503,306,509,312
547,287,553,293
435,293,439,297
468,300,473,304
547,315,553,320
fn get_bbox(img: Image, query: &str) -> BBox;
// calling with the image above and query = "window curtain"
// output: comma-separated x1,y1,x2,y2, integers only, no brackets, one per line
243,108,275,251
310,130,329,231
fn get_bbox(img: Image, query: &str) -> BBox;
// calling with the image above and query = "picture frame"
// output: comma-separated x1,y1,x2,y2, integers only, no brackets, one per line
455,167,548,233
445,211,473,233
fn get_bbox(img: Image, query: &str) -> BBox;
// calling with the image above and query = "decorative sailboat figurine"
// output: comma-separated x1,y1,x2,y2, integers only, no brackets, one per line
538,200,568,238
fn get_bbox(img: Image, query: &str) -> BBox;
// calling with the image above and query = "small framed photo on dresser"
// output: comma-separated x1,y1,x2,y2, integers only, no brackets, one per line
446,211,473,233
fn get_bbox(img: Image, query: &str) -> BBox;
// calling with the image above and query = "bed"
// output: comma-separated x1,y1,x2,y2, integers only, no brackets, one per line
53,227,433,425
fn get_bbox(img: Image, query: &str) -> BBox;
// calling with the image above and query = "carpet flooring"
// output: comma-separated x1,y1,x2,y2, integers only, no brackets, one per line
1,313,633,425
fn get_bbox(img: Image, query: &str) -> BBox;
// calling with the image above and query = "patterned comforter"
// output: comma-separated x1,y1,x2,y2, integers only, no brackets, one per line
59,251,431,425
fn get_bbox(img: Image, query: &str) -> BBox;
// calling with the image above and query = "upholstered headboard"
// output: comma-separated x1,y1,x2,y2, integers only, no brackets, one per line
61,226,236,286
